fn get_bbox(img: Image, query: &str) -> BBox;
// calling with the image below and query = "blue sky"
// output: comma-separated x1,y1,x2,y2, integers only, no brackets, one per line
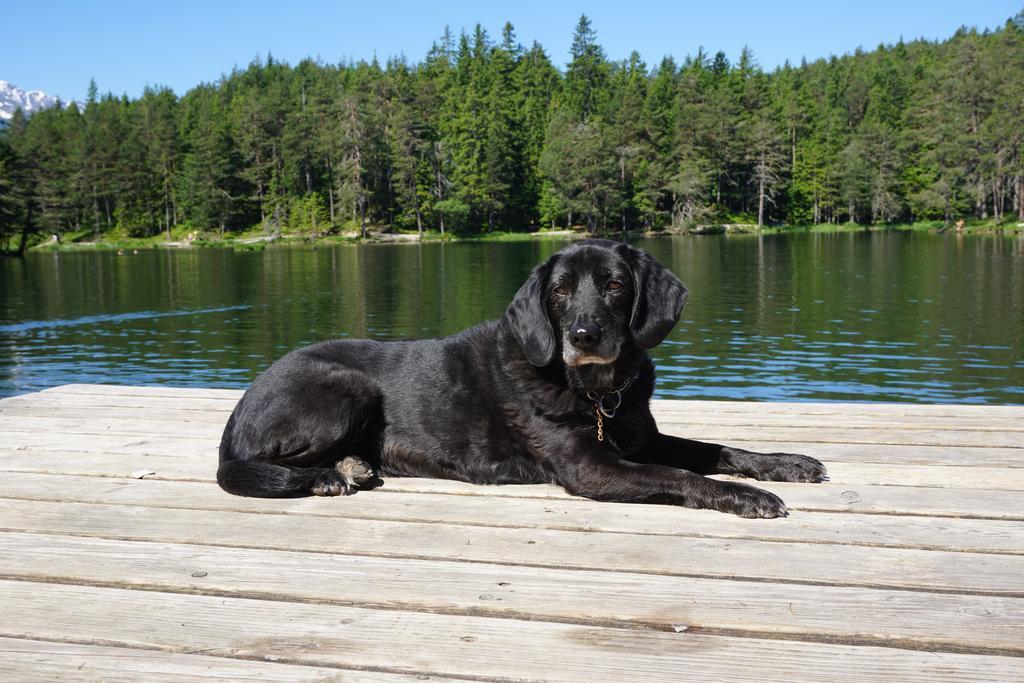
3,1,1020,102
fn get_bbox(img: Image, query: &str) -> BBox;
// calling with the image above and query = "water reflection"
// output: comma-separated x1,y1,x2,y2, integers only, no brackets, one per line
1,232,1021,403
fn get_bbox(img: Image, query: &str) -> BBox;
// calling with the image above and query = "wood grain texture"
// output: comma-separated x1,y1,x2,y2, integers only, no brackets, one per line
5,466,1024,522
0,472,1021,554
4,448,1024,490
4,413,1021,448
0,637,437,682
9,395,1024,431
1,581,1021,682
38,384,1024,418
1,498,1020,594
4,427,1021,467
2,532,1021,655
1,385,1021,680
42,383,245,399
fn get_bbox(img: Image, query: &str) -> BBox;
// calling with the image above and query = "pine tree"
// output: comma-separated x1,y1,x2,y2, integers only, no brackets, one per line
234,73,279,228
7,13,1024,246
563,15,609,123
604,52,649,230
514,41,559,227
747,113,786,227
480,24,522,230
179,90,239,233
329,90,371,236
387,60,431,235
0,132,27,251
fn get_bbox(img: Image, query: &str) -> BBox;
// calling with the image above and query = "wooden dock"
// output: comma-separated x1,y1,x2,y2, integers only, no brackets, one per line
0,383,1022,681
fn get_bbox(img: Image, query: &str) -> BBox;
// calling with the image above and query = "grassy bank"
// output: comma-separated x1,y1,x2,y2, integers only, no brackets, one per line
24,220,1022,253
26,226,583,253
679,220,1024,235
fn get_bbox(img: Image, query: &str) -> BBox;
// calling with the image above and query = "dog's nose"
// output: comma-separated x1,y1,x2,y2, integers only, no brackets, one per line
569,322,602,349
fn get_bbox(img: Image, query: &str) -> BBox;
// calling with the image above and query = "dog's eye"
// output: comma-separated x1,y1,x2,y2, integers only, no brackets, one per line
606,281,623,291
553,285,569,296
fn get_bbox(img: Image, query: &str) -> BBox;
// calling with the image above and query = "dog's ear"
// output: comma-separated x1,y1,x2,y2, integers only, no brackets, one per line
505,259,556,366
623,245,688,349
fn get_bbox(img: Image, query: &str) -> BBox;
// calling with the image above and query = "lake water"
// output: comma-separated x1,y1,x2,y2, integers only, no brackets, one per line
1,232,1022,403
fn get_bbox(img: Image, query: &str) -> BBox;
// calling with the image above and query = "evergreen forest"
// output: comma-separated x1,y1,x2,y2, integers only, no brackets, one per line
2,14,1024,252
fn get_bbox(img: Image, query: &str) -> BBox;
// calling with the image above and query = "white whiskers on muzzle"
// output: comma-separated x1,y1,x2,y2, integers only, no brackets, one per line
562,338,620,367
566,353,615,366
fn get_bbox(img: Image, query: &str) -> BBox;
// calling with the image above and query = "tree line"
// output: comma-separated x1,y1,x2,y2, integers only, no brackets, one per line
2,14,1023,253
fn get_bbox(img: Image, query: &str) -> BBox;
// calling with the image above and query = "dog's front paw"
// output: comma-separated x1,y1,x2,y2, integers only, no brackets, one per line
717,482,789,518
336,456,377,488
759,453,828,483
310,470,351,496
727,448,828,483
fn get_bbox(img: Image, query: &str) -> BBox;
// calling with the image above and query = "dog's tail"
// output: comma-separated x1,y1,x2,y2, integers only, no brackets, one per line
216,459,331,497
217,410,333,498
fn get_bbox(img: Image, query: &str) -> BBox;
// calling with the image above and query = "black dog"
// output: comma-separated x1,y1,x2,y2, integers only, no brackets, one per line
218,239,825,517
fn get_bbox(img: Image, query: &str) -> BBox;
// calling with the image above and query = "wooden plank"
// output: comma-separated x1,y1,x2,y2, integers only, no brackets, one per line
0,472,1021,554
3,531,1022,655
42,383,244,400
1,580,1019,682
4,413,1022,448
744,480,1024,519
0,449,219,480
810,462,1024,490
14,390,1024,436
0,430,220,457
0,402,232,424
7,467,1024,521
222,469,1024,521
3,427,1021,468
39,384,1024,419
378,477,1024,521
0,416,224,439
0,498,1019,594
373,474,1024,522
9,396,1024,432
656,423,1024,448
716,442,1024,468
1,392,238,413
0,637,432,682
651,399,1024,420
656,414,1024,433
5,448,1024,491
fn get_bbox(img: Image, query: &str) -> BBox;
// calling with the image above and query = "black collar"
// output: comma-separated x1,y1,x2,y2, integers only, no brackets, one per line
585,372,639,418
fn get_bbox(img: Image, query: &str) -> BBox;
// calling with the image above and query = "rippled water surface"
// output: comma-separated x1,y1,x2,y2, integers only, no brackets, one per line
2,232,1022,403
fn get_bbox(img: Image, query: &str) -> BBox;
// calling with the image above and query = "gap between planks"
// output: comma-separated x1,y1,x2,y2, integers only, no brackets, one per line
1,497,1021,596
2,490,1022,555
1,469,1022,525
37,383,1024,417
0,636,443,683
1,532,1022,657
3,430,1021,468
3,448,1023,490
4,413,1021,449
8,397,1024,434
1,580,1021,682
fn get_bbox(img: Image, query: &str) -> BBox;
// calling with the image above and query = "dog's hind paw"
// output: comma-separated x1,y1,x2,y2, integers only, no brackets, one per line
337,456,377,488
310,470,350,496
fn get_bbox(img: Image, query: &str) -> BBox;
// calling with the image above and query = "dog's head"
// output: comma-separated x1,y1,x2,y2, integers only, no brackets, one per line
505,239,688,390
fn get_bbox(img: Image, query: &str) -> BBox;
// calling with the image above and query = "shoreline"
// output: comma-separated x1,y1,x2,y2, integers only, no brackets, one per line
19,221,1024,254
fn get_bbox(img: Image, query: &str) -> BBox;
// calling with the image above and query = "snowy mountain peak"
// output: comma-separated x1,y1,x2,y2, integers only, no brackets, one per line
0,80,63,121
